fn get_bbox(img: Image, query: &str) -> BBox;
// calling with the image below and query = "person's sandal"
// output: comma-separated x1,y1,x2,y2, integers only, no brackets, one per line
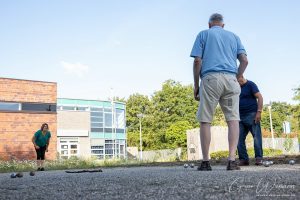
197,161,212,171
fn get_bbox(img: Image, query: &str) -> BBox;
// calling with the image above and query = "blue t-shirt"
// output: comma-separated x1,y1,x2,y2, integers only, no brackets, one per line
190,26,246,78
239,80,260,115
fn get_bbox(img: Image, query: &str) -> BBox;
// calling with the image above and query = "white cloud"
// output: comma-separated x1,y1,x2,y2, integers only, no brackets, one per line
60,61,89,77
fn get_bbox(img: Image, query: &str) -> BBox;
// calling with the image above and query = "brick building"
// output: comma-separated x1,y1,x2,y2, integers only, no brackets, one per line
0,77,57,160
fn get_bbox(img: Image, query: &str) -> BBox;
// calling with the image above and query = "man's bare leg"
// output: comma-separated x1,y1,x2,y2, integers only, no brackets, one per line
227,120,239,161
200,122,211,161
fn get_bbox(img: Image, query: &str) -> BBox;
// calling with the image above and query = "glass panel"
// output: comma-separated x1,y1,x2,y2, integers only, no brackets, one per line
62,106,76,111
120,145,124,154
116,128,124,133
104,128,112,133
105,144,113,148
91,146,104,149
70,145,77,149
61,150,68,155
91,117,103,122
105,149,113,154
91,128,103,132
90,107,103,111
22,103,57,112
104,113,112,127
91,123,103,128
77,107,88,111
105,140,113,143
0,102,20,111
104,108,112,112
70,150,77,154
91,150,103,154
116,109,125,128
91,112,103,117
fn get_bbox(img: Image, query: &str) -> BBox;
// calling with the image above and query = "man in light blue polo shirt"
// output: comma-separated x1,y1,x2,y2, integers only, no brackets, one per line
191,13,248,170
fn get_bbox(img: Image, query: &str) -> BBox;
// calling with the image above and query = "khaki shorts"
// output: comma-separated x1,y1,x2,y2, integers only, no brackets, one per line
197,72,241,123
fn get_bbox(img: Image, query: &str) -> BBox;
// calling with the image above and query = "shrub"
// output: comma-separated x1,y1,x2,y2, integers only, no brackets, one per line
210,148,283,160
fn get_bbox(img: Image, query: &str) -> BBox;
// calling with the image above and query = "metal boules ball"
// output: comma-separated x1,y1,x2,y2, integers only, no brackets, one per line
16,172,23,178
268,161,274,165
183,163,189,168
289,160,295,165
10,173,17,178
263,161,270,167
29,171,35,176
190,163,195,168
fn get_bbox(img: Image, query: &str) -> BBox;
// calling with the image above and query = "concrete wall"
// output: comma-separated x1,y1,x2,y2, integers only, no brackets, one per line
127,147,138,159
57,111,90,130
79,137,91,158
57,110,91,158
187,126,300,161
127,147,180,162
263,138,299,154
0,78,57,160
187,127,228,161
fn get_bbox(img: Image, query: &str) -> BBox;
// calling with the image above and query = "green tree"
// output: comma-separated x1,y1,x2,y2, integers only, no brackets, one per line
149,80,199,149
126,93,152,148
293,85,300,101
165,121,192,149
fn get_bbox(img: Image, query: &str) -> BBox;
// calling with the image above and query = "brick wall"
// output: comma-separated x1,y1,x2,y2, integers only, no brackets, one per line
0,78,57,160
0,78,57,103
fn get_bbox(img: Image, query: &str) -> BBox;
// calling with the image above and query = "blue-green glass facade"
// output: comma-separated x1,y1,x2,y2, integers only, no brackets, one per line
57,98,126,159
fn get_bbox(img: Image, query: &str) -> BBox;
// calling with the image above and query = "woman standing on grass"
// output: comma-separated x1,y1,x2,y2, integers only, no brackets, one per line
32,123,51,171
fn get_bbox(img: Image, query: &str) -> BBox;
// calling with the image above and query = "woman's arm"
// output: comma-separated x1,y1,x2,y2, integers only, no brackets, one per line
46,138,50,152
32,136,39,149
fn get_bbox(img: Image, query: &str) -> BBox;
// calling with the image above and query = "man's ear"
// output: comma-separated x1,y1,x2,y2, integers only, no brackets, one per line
208,23,212,28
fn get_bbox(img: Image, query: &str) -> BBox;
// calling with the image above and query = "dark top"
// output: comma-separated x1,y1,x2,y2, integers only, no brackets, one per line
239,80,260,115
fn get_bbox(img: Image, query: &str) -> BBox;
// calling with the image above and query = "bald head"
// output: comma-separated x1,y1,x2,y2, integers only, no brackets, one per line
209,13,224,28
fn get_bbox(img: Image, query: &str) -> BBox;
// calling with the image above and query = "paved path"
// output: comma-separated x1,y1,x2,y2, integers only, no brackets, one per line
0,164,299,200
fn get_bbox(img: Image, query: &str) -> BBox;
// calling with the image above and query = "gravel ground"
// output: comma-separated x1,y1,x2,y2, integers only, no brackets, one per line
0,164,299,200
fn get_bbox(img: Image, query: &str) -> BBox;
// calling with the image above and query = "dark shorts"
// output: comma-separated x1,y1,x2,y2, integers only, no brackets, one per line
35,146,46,160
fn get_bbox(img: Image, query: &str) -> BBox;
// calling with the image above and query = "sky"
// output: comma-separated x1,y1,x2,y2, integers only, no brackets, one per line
1,0,299,104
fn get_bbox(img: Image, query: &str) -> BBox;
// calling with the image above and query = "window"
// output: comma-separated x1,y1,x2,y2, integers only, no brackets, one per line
91,107,105,133
91,117,103,123
91,145,104,159
116,128,125,134
104,128,112,133
116,109,125,128
91,107,103,111
76,107,89,111
61,106,76,111
0,102,20,111
91,112,103,118
22,103,56,112
59,138,79,159
104,113,112,127
91,128,103,132
104,108,112,112
91,122,103,128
